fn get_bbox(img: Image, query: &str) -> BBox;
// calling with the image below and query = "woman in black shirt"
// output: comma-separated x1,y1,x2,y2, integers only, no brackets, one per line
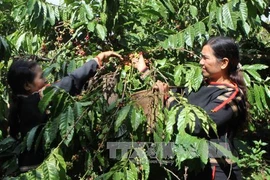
7,51,122,172
136,36,248,180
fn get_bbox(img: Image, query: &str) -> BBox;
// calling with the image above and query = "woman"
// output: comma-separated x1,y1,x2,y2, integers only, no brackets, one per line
7,51,122,172
136,36,247,179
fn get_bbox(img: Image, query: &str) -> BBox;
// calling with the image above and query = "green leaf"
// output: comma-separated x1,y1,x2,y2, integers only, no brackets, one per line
216,7,224,28
83,1,94,20
184,26,195,47
176,32,185,48
131,108,144,131
245,69,262,82
258,85,269,110
242,22,251,35
222,3,236,30
59,106,75,146
239,1,248,21
198,139,208,164
87,21,96,32
134,148,149,179
253,84,263,111
113,172,125,179
47,4,56,26
43,120,59,149
40,160,59,180
16,32,27,50
39,87,59,113
168,34,177,49
191,66,203,91
128,161,138,180
95,24,107,40
243,72,251,87
242,64,268,70
41,2,48,26
166,107,177,140
67,60,76,74
161,0,175,13
115,105,131,132
209,141,238,163
189,5,198,18
177,106,190,132
26,125,41,151
174,65,184,86
194,21,206,38
27,0,37,14
264,85,270,98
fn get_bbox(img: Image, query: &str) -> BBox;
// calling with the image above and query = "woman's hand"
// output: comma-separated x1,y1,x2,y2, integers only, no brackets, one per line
131,53,148,72
154,80,169,95
95,51,123,67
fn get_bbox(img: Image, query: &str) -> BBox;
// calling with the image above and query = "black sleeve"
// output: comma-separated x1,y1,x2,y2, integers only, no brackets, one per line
54,60,98,95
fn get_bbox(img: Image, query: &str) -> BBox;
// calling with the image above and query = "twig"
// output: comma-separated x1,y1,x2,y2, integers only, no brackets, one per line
163,166,181,180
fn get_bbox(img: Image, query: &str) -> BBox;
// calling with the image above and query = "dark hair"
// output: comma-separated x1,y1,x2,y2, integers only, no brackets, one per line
206,36,249,127
7,59,39,139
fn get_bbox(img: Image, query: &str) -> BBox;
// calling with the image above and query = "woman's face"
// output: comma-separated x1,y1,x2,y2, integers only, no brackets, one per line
199,45,223,80
26,65,47,94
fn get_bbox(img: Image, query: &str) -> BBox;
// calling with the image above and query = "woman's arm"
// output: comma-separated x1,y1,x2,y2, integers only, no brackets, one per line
53,51,122,95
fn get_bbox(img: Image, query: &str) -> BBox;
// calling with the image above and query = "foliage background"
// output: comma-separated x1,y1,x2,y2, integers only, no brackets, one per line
0,0,270,179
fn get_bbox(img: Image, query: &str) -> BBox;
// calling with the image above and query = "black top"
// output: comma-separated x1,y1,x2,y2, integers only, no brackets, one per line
170,82,246,158
10,60,98,167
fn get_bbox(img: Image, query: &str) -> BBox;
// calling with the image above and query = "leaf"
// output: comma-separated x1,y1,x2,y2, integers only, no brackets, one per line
129,161,138,180
165,108,177,140
216,7,223,28
115,105,131,132
95,24,107,40
194,21,206,38
253,84,263,111
189,5,198,18
39,87,59,113
258,85,269,110
209,141,238,163
264,85,270,98
26,125,41,151
245,69,262,82
83,1,94,20
176,32,185,48
40,160,59,180
198,139,208,164
184,26,195,47
134,148,149,179
16,32,27,50
177,106,190,132
242,22,251,35
87,21,96,32
43,118,59,149
113,172,125,179
191,66,203,91
59,106,75,146
168,35,177,49
242,64,268,70
27,0,37,14
67,60,76,74
174,65,184,86
161,0,175,13
239,1,248,21
131,108,144,131
41,2,48,26
222,3,236,30
243,72,251,87
52,148,67,177
47,4,56,26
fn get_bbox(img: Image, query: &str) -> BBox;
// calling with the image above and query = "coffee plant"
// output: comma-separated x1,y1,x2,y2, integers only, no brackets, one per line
0,0,270,179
